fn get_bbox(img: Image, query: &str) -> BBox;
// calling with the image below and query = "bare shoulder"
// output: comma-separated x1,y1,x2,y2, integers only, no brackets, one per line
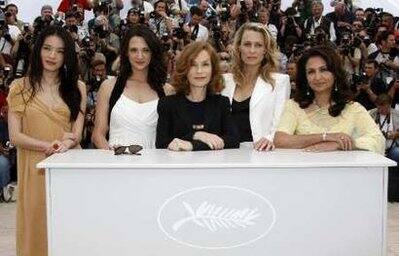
77,80,87,94
98,77,118,97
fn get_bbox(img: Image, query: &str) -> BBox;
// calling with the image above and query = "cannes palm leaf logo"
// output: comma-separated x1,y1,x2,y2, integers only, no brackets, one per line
172,201,261,232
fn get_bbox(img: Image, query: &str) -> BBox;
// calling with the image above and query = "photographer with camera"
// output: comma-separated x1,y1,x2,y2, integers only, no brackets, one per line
186,6,208,42
369,31,399,84
92,15,120,73
354,7,365,21
370,94,399,161
89,0,124,31
337,31,361,76
169,0,189,16
381,12,395,34
280,7,303,44
4,4,24,31
355,60,388,109
303,1,336,43
64,8,89,41
0,10,19,56
121,0,154,19
11,22,32,78
33,5,55,39
148,0,173,39
258,7,277,40
325,1,354,43
369,93,399,202
82,57,108,148
234,0,258,30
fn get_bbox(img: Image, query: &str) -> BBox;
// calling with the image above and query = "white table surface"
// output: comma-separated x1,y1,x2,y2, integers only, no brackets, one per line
37,148,396,169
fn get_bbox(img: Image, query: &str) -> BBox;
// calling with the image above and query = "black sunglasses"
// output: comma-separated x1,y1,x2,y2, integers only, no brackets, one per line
114,145,143,155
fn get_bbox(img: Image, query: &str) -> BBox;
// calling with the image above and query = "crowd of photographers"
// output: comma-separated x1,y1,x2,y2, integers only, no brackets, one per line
0,0,398,200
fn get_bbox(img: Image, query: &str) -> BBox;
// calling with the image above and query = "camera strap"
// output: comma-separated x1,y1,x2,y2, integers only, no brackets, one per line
191,24,199,41
178,0,182,11
376,113,390,131
0,38,7,53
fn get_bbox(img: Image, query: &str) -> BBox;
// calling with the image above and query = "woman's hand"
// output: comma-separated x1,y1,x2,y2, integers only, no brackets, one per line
326,132,354,151
193,131,224,150
167,138,193,151
254,137,275,151
304,141,340,152
44,140,68,156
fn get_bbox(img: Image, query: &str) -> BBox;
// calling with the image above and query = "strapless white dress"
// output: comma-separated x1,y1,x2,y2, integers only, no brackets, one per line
109,94,158,148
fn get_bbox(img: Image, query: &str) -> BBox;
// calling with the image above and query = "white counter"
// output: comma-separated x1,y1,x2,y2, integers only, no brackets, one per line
38,149,396,256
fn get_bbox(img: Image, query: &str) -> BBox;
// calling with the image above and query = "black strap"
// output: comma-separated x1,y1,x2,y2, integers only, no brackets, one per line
191,24,199,41
178,0,182,11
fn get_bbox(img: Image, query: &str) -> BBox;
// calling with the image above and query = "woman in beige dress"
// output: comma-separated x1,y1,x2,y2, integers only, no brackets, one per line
7,26,86,256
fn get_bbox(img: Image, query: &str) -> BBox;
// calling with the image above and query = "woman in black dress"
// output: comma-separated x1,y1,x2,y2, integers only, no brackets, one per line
156,41,239,151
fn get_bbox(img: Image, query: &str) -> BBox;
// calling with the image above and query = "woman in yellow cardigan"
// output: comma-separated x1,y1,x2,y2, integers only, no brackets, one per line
274,46,385,154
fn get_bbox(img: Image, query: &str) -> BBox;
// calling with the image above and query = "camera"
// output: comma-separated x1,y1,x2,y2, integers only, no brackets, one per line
0,66,12,88
161,32,171,51
23,23,30,33
219,0,230,22
4,11,12,18
93,25,109,39
240,0,247,12
98,0,111,6
172,19,186,40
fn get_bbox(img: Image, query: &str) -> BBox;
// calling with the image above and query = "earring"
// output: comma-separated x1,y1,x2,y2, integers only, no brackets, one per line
334,82,338,92
306,87,310,96
63,64,67,74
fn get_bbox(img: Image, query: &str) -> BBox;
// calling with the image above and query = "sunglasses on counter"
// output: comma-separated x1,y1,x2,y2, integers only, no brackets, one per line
114,145,143,155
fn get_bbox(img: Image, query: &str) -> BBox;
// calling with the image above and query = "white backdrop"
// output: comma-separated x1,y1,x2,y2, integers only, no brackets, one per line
8,0,399,24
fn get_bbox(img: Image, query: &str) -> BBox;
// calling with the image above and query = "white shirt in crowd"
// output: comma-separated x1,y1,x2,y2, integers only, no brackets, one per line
190,23,208,42
0,25,21,55
303,17,337,42
120,0,154,18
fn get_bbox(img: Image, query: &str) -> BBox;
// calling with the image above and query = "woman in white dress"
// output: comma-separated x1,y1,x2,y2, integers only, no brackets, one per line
221,22,291,151
92,25,167,149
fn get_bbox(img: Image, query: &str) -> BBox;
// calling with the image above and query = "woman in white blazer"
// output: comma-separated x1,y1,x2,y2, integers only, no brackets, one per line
222,22,290,150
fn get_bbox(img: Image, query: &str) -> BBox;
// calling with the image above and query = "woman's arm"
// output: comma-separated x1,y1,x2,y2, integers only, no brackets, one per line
274,131,326,149
8,111,52,152
352,103,385,154
91,79,114,149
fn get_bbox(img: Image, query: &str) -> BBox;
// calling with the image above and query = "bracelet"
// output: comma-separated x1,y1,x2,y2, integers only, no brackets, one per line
322,131,327,141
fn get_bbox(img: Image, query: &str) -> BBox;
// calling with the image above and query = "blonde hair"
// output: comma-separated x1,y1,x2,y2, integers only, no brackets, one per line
231,23,280,88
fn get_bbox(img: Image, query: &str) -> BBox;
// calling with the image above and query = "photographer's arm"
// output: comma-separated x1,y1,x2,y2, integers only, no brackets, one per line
10,34,22,58
384,60,399,72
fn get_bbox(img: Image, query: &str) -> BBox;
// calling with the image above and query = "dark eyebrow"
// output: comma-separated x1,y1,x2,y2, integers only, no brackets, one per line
43,44,65,50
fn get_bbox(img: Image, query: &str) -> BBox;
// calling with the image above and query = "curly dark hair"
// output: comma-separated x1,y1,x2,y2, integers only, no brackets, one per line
109,24,167,119
28,25,82,121
293,46,352,117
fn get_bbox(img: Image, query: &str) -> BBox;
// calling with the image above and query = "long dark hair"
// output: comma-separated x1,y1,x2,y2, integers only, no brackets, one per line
27,25,81,121
293,46,352,117
108,25,167,119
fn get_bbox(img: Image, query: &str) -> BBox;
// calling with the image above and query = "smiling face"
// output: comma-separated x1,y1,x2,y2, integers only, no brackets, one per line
187,50,212,89
128,36,151,72
41,35,65,73
239,29,266,68
305,56,334,95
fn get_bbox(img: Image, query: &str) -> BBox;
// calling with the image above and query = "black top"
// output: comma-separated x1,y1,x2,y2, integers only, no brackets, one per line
231,97,253,142
183,97,205,129
156,94,239,151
